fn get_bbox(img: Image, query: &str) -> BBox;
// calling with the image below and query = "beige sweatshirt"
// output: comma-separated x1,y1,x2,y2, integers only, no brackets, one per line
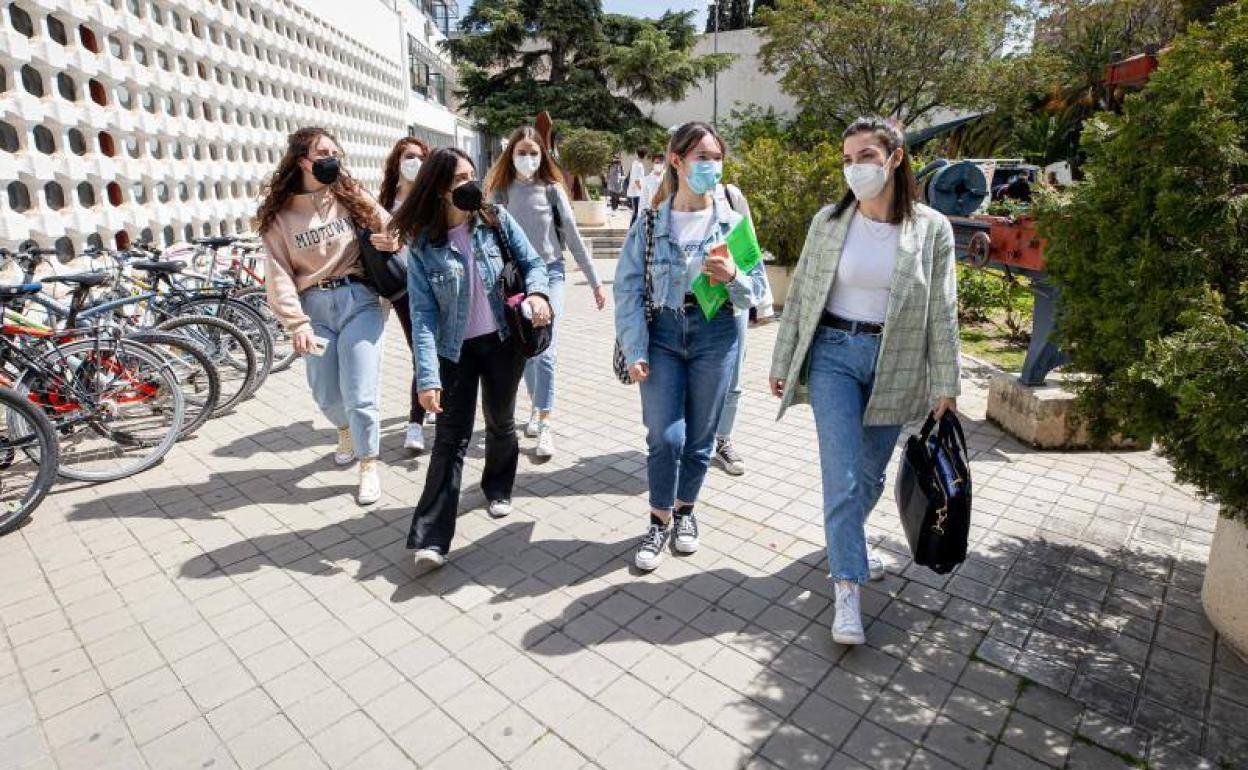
261,188,388,332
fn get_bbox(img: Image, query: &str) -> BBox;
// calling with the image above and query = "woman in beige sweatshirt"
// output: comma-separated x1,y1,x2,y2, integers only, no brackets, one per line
254,127,399,505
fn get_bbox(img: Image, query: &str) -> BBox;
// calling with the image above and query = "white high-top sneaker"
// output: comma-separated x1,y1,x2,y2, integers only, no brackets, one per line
524,407,541,438
832,581,866,645
333,427,355,466
403,422,425,453
357,457,381,506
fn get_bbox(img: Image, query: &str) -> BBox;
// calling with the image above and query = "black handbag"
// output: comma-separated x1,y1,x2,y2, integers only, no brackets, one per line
357,228,407,301
487,218,553,359
894,411,973,574
612,209,656,384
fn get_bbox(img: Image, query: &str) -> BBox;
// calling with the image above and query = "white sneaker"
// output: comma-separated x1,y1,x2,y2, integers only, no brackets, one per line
534,422,554,458
403,422,426,453
487,499,513,519
413,547,445,570
832,581,866,645
868,554,885,582
634,519,672,571
713,437,746,476
357,458,381,505
333,427,355,466
524,407,540,438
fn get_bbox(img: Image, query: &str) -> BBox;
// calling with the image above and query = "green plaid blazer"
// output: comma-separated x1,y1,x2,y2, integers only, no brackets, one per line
769,201,961,426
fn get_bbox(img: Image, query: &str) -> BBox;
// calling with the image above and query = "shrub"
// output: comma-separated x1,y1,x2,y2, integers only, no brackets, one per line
1036,1,1247,519
725,136,843,266
560,129,620,201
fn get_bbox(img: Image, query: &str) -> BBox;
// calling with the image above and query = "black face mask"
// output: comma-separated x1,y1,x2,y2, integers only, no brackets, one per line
311,156,340,185
451,181,484,212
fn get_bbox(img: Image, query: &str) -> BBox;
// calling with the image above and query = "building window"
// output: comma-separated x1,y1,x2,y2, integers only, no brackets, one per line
0,64,6,93
56,73,76,101
46,16,67,44
126,0,142,16
149,2,163,24
98,131,115,156
20,65,43,96
149,138,163,158
115,231,130,249
177,181,188,201
169,9,182,31
183,223,193,240
54,237,73,260
154,182,169,202
6,182,31,212
67,128,86,155
162,225,174,245
77,182,96,206
0,121,17,152
124,137,139,158
172,141,183,159
133,44,147,66
32,125,54,153
141,92,155,113
44,182,65,210
86,233,103,251
115,86,132,108
8,4,34,37
140,227,153,243
157,49,170,71
177,56,188,76
131,182,147,203
108,35,125,58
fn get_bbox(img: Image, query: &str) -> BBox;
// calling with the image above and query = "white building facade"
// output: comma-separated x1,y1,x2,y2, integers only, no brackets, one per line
0,0,478,258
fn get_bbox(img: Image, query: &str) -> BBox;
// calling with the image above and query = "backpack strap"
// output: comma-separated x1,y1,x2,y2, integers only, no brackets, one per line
545,184,565,249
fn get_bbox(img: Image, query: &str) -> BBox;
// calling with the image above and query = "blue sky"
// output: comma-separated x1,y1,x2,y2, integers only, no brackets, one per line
603,0,707,26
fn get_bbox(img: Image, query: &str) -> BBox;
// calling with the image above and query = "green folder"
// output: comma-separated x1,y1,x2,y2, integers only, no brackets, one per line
691,215,763,320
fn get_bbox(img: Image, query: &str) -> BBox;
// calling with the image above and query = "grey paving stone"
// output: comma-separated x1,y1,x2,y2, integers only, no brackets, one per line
1000,711,1071,767
1013,684,1082,734
958,663,1022,707
1076,710,1148,761
921,716,995,770
1065,739,1136,770
842,720,915,770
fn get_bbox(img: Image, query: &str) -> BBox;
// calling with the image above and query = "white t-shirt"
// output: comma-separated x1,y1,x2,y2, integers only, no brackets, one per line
639,170,664,212
669,207,717,290
627,160,646,197
825,212,899,324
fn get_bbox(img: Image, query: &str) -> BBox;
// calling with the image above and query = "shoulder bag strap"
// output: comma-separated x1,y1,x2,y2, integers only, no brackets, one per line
642,209,657,324
545,185,565,248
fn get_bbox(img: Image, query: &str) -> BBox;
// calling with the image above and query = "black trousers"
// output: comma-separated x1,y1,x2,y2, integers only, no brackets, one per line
390,297,426,425
406,334,525,552
629,196,640,225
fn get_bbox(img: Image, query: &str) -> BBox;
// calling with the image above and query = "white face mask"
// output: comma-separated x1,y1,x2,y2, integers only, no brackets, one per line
844,160,890,201
513,154,541,178
400,157,422,182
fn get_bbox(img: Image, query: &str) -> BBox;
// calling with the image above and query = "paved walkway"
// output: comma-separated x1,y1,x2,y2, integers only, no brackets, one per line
1,262,1243,770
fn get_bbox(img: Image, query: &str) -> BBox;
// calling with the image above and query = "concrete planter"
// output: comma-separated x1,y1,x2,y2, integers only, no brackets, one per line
766,264,795,308
571,199,607,227
1203,515,1248,662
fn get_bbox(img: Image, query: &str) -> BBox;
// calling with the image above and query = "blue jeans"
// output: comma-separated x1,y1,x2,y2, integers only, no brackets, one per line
523,261,566,412
300,282,384,458
716,311,749,437
640,307,738,511
809,327,903,583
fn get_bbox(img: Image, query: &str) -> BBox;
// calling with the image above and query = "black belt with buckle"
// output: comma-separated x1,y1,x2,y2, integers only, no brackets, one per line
312,275,357,291
821,312,884,336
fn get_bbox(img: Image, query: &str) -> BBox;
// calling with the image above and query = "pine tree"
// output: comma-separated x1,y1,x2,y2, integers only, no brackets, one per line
705,0,751,32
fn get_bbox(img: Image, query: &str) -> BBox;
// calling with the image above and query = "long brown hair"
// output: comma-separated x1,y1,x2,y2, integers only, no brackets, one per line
651,121,726,208
253,127,382,234
389,147,495,247
830,116,917,224
484,126,566,199
379,136,431,212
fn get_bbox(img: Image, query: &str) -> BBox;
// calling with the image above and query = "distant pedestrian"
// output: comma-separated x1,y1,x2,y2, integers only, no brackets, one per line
769,117,960,646
390,148,553,569
485,126,607,459
607,156,626,211
615,122,768,572
378,136,433,453
627,149,646,224
638,152,666,214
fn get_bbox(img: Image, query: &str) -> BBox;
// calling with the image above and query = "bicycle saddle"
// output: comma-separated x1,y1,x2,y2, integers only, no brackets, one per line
130,260,185,274
193,236,238,248
40,273,111,288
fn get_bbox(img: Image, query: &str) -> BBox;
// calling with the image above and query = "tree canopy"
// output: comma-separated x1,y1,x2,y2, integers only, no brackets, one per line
446,0,730,135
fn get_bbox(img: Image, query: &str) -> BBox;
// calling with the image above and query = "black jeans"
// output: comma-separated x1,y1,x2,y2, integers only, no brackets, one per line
629,196,640,225
406,333,525,552
390,297,426,425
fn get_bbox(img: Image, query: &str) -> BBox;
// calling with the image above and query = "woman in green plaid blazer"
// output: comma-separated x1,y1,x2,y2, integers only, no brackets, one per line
768,117,960,646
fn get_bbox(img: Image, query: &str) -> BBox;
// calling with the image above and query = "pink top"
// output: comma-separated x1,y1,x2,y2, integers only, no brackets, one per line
449,223,498,340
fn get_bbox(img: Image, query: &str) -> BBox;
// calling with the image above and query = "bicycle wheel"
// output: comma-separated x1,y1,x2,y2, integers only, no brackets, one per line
155,315,256,417
17,337,184,482
170,298,273,397
235,287,297,373
126,330,220,439
0,385,59,535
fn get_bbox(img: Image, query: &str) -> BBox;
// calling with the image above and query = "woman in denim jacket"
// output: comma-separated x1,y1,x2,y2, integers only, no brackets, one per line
614,122,768,572
390,147,552,568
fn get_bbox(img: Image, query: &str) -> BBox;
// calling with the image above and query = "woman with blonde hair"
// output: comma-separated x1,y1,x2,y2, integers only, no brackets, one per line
484,126,606,458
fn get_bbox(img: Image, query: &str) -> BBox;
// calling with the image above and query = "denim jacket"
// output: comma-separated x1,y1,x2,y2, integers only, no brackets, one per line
614,197,768,365
407,206,549,391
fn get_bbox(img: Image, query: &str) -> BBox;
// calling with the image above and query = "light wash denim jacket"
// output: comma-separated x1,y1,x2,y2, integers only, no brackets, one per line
406,206,549,392
614,197,768,366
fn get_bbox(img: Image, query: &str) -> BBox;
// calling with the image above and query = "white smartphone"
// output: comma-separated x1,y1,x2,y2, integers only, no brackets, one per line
307,335,329,357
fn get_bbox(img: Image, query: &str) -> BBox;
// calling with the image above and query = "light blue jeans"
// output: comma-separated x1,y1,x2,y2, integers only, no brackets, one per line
300,282,384,458
716,311,749,437
640,306,738,511
809,327,904,583
523,261,566,412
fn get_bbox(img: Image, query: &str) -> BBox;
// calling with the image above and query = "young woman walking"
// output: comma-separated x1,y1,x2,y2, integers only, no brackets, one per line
769,117,960,645
256,127,398,505
485,126,607,458
391,147,552,568
379,136,433,452
614,121,767,572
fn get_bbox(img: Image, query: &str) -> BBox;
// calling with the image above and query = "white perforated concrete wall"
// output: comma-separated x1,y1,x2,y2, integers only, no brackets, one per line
1,0,410,259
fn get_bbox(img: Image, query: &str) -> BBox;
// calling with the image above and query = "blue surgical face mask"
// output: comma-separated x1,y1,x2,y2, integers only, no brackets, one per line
686,160,723,195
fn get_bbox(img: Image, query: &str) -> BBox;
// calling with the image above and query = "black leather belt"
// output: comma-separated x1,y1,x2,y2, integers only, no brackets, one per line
311,275,359,291
821,312,884,336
